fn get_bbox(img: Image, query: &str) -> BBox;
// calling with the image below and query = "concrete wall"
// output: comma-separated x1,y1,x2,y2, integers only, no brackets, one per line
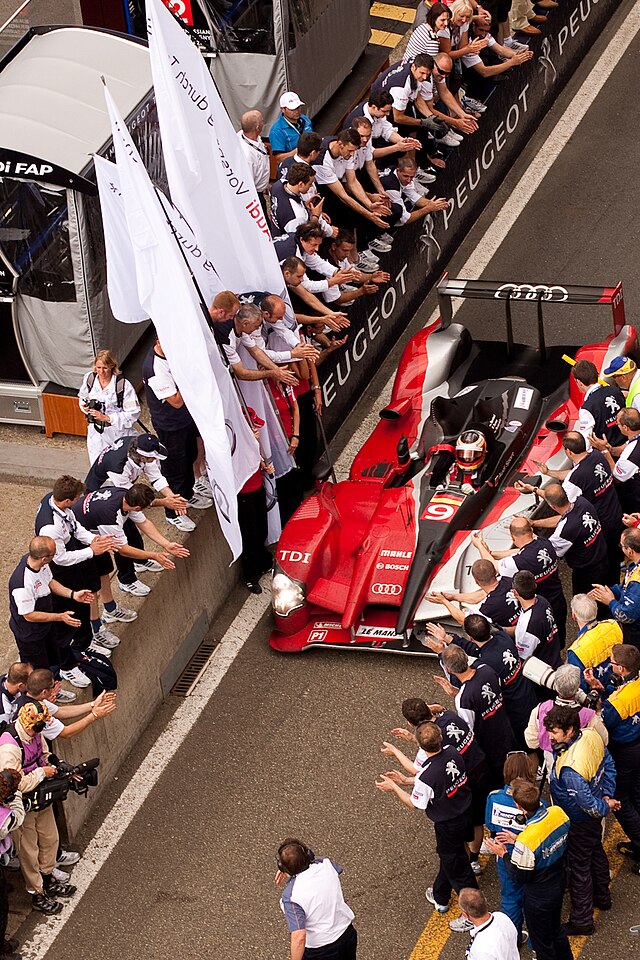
58,507,236,838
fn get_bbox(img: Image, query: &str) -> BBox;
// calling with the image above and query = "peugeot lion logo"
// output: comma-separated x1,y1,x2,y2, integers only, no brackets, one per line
494,283,569,302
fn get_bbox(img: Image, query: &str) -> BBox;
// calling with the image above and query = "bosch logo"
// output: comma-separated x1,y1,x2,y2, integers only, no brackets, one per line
372,583,402,596
494,283,569,302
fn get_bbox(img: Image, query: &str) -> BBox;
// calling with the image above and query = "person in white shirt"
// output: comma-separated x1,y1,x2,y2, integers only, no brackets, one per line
78,350,140,463
237,109,270,210
458,887,519,959
276,839,357,959
380,156,449,226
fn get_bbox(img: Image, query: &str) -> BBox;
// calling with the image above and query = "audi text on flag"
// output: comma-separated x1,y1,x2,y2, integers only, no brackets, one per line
103,84,255,561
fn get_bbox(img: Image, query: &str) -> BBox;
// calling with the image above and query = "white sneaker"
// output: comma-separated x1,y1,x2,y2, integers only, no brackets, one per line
462,95,487,113
503,36,528,50
87,640,112,659
437,131,462,148
379,232,394,245
447,129,464,142
449,916,474,933
193,476,212,497
118,579,151,597
60,667,92,689
425,887,449,913
134,559,164,573
168,515,196,532
415,167,437,185
102,604,137,624
92,625,120,649
187,493,213,509
56,850,80,867
470,859,483,876
368,237,392,253
479,839,491,855
52,867,70,882
55,689,77,704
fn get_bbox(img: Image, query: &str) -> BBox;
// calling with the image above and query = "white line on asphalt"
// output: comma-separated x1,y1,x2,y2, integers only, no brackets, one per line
20,6,640,957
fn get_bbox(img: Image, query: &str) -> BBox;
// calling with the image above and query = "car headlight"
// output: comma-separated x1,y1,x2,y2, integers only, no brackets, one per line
272,571,306,617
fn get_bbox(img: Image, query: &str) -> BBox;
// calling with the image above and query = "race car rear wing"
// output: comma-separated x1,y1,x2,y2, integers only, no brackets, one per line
437,274,625,362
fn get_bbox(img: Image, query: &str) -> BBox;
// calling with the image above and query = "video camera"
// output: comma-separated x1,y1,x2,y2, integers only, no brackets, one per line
83,398,106,428
26,758,100,812
522,657,600,709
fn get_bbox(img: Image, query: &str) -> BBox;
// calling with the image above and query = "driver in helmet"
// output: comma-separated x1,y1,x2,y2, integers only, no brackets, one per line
448,430,487,493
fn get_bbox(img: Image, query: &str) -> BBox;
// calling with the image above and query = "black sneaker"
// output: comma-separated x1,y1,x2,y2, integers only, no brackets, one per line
563,922,594,936
44,879,76,898
245,581,262,595
32,893,62,915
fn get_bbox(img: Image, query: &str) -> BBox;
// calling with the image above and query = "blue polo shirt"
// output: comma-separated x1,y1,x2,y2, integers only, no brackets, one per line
268,112,313,153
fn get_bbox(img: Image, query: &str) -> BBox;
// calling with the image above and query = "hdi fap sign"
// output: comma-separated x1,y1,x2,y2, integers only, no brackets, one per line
0,149,97,194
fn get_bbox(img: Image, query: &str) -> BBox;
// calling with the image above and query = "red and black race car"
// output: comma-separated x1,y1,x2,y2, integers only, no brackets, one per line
270,276,633,654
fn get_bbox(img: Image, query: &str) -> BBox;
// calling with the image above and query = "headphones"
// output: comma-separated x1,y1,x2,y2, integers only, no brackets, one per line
276,840,315,875
513,812,527,826
551,740,570,754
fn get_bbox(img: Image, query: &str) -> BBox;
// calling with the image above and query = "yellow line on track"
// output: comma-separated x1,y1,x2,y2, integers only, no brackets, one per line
371,2,417,23
370,28,406,47
408,821,630,959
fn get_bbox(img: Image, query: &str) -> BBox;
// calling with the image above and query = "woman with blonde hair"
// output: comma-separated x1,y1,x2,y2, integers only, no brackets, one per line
78,349,140,462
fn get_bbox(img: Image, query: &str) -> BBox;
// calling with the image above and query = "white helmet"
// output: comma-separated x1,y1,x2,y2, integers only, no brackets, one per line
456,430,486,472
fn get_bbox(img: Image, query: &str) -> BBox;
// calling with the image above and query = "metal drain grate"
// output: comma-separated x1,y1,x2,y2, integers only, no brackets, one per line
171,637,219,697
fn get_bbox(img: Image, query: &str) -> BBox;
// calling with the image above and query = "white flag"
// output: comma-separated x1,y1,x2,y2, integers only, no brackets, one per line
103,84,255,561
94,155,261,498
94,155,148,325
146,0,291,306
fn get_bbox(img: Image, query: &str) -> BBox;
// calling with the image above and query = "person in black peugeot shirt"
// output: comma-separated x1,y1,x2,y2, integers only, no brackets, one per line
512,571,563,668
376,722,478,915
532,484,608,596
573,359,626,451
437,645,516,791
428,559,521,633
426,615,538,747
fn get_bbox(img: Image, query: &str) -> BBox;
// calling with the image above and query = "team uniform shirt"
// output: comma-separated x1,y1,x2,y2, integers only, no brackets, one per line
272,234,341,303
379,170,421,225
549,728,616,822
403,23,443,61
411,744,472,821
414,708,485,773
461,31,497,68
548,495,607,571
471,576,521,629
612,435,640,511
452,630,538,733
504,805,569,885
236,130,270,192
312,136,355,186
85,436,168,494
71,488,145,546
601,677,640,745
467,912,519,960
78,372,140,463
8,557,53,643
279,858,354,949
268,111,313,154
344,102,398,144
567,619,621,692
143,348,194,432
371,60,431,114
455,663,515,768
562,451,622,537
608,561,640,637
498,538,565,617
351,138,375,172
577,383,625,449
0,678,19,725
34,494,96,566
515,596,561,667
486,787,547,838
269,180,313,236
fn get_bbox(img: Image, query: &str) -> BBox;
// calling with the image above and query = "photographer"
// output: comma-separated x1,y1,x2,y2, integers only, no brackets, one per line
0,703,73,915
78,350,140,464
0,770,25,960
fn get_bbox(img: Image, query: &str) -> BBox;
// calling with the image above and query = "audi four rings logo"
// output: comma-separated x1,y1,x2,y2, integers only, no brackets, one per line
494,283,569,302
372,583,403,595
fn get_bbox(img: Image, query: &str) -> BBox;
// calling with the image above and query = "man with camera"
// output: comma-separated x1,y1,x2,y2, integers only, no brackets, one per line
0,702,76,915
544,704,618,935
15,669,116,741
275,839,357,959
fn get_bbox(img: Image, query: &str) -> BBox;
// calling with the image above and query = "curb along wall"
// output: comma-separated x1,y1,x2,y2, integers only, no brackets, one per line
319,0,617,438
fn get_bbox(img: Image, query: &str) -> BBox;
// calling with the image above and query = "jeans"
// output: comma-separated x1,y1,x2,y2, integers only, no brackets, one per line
497,855,524,938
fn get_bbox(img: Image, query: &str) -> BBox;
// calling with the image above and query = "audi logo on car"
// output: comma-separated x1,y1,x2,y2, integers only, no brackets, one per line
494,283,569,302
372,583,403,596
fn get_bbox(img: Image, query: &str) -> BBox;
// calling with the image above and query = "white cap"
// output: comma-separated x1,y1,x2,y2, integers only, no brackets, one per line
280,91,304,110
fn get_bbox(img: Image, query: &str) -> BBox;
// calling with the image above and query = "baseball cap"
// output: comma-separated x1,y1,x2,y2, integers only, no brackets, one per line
604,356,637,377
137,434,168,460
246,407,265,429
280,91,304,110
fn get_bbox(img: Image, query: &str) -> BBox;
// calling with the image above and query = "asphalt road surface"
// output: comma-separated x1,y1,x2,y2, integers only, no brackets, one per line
19,3,640,959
